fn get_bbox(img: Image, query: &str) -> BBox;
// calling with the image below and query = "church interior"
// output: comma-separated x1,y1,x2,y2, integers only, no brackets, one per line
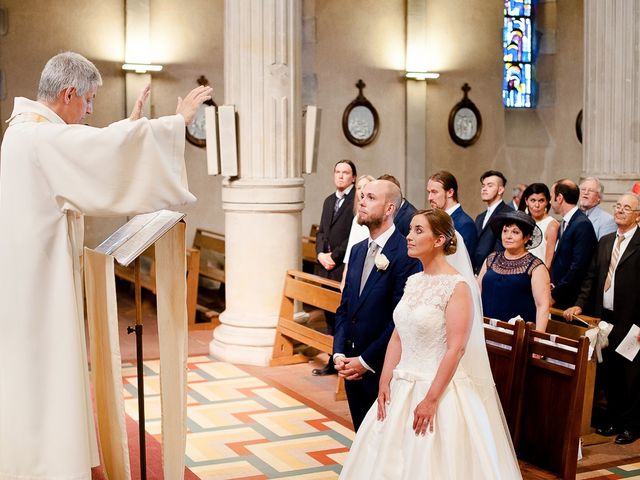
1,0,639,479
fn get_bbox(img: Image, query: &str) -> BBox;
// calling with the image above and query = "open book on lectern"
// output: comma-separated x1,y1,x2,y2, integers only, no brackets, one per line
95,209,185,267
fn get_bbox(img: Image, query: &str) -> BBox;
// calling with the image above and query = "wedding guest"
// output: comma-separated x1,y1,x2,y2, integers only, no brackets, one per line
564,193,640,445
518,183,560,268
339,209,522,479
510,183,527,210
579,177,617,239
427,170,478,256
313,159,357,376
473,170,513,274
550,179,598,308
478,210,550,332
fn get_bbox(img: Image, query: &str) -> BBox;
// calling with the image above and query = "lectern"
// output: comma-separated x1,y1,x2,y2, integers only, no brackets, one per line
84,210,189,480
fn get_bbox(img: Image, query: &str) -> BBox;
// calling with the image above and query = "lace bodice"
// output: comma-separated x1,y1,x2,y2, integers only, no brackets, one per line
393,273,465,376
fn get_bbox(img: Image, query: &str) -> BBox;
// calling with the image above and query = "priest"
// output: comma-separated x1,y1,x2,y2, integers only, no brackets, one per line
0,51,211,479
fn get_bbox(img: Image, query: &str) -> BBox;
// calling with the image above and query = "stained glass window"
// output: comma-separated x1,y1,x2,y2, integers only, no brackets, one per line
503,0,537,108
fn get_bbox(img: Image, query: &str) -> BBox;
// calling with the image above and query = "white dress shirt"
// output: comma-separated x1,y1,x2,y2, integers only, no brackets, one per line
603,225,637,310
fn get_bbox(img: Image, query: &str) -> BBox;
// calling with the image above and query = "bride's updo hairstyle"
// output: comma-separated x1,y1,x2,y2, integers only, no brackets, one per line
413,208,457,256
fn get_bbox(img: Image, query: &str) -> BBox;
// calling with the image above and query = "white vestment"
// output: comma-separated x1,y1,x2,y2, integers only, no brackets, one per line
0,97,196,480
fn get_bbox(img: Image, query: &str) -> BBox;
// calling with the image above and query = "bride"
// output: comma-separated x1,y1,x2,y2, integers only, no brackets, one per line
339,209,521,479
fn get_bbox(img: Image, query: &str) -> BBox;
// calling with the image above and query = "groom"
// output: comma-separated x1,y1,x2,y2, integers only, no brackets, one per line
333,179,421,430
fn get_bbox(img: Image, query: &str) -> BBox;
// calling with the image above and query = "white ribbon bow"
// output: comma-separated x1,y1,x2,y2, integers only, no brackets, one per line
585,321,613,363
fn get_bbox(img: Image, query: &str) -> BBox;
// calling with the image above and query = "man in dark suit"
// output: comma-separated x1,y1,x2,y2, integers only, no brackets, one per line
427,170,477,255
313,159,356,376
473,170,513,273
549,179,598,308
378,174,416,237
333,179,420,430
564,193,640,444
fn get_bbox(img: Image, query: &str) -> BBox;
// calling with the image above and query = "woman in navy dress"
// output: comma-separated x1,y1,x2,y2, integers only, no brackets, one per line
477,210,550,332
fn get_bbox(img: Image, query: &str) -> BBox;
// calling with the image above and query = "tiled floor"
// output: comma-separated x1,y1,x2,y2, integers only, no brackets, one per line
111,282,640,479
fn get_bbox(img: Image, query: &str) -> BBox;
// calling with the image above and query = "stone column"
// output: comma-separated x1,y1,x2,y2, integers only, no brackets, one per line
210,0,304,366
405,0,428,207
583,0,640,202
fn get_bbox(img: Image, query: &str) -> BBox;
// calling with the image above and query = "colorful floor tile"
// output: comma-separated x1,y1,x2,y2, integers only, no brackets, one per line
123,356,353,479
577,462,640,479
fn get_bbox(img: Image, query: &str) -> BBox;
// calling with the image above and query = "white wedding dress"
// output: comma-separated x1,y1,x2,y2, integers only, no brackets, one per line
339,271,522,479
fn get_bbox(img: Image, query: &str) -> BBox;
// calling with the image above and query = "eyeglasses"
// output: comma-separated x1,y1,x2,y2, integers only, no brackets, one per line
612,204,640,214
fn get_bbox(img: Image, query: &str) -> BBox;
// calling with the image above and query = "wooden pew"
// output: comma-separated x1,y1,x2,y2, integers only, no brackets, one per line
514,324,590,480
114,244,201,328
302,224,319,264
270,270,345,400
483,318,526,437
192,228,225,286
547,307,598,435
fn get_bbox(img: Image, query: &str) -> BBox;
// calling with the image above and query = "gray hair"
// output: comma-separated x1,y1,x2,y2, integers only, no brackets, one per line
582,176,604,195
37,52,102,102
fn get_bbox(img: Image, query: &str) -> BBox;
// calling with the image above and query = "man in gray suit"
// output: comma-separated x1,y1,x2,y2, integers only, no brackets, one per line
579,177,617,239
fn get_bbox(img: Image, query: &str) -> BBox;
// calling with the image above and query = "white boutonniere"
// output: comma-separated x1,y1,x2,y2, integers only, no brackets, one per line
375,252,390,271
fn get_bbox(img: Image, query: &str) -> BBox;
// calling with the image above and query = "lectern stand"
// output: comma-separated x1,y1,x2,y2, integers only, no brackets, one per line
84,210,189,480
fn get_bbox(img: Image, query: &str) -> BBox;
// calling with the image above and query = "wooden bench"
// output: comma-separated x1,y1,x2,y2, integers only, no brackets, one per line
192,228,225,285
547,307,598,436
190,228,226,322
514,324,590,480
270,270,345,400
483,318,526,437
114,244,201,328
302,224,319,264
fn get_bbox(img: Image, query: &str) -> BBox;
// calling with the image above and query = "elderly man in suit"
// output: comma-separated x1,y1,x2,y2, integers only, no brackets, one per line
564,193,640,444
313,159,356,376
377,174,417,237
427,170,477,256
473,170,513,273
579,177,617,239
550,179,598,308
333,179,421,430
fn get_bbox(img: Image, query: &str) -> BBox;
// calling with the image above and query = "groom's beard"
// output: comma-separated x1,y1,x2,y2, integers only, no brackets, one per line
358,212,383,231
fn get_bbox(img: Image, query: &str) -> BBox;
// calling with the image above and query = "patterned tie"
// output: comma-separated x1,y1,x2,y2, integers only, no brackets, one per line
360,242,379,294
332,195,343,220
604,234,625,291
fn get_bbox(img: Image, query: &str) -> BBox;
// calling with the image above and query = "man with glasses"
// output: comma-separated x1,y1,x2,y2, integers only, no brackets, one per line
564,193,640,445
579,177,617,239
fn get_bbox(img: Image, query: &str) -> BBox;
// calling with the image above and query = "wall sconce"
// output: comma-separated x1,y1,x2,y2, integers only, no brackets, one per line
405,71,440,81
122,63,163,74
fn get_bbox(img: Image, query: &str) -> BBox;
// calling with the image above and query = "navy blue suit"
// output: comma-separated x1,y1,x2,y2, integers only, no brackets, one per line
393,199,417,237
333,229,421,430
473,201,513,274
450,206,477,259
551,209,597,309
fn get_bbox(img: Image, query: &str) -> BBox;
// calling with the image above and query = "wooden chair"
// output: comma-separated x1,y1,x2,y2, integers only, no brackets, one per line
271,270,345,400
482,318,526,436
114,245,201,328
514,324,590,480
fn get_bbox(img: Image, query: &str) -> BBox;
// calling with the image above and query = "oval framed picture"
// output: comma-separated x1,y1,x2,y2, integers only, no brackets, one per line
448,83,482,148
342,79,379,147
